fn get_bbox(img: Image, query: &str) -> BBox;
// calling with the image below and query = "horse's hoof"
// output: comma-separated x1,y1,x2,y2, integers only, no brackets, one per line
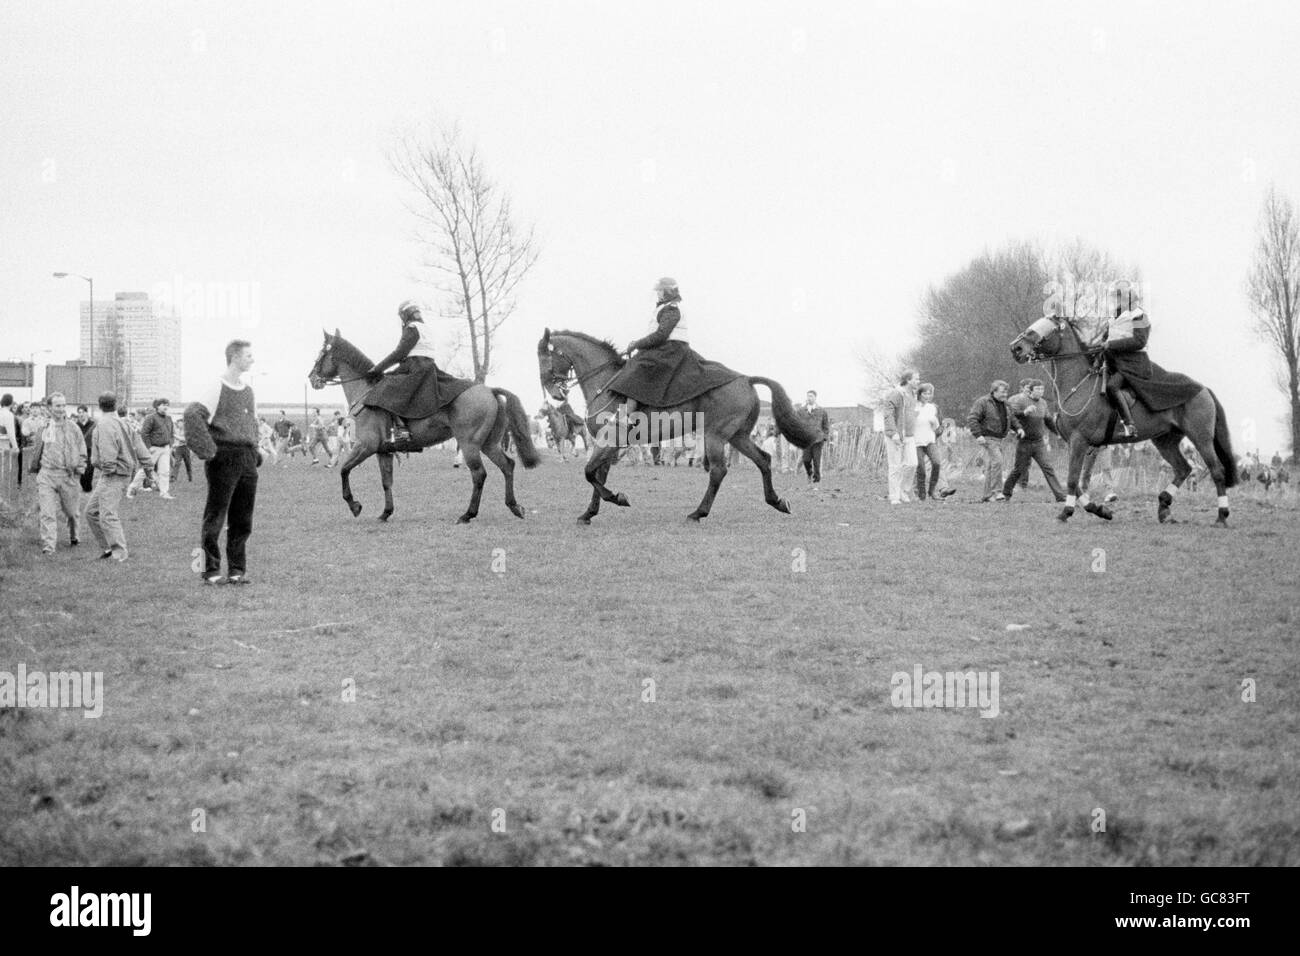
1097,506,1113,521
774,498,791,514
348,501,362,517
457,514,474,524
1158,509,1170,523
613,493,630,507
1056,508,1073,522
378,512,391,522
686,513,703,522
508,503,525,519
577,515,592,525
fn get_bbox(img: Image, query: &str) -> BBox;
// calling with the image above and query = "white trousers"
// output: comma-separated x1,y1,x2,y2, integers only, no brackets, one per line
886,437,917,503
129,446,171,494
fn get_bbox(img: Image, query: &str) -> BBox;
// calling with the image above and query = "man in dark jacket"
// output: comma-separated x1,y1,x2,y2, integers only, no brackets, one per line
134,398,176,499
188,340,260,585
1002,379,1066,502
966,380,1023,502
75,404,96,494
798,390,830,485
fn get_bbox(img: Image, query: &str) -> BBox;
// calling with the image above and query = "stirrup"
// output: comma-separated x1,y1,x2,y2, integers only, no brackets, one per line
1119,421,1136,438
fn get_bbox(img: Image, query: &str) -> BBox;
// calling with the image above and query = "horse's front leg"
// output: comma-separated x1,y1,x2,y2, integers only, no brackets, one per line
584,443,628,506
340,443,374,517
1057,434,1090,523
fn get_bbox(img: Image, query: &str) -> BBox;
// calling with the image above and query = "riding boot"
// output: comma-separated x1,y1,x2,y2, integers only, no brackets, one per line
1111,389,1136,438
390,418,412,445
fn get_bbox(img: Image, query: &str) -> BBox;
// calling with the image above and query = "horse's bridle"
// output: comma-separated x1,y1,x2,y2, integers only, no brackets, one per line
1019,317,1104,420
542,340,623,418
310,339,372,388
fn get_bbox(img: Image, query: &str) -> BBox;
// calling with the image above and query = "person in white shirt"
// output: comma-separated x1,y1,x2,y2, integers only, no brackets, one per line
0,393,17,451
913,384,955,500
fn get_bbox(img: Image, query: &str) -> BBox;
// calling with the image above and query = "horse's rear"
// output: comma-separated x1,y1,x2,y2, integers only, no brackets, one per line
344,384,537,524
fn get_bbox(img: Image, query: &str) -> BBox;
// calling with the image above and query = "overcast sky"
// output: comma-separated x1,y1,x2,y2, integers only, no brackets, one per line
3,0,1298,454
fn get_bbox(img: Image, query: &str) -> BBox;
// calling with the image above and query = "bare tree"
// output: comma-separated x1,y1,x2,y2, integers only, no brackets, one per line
390,125,539,382
1246,185,1300,458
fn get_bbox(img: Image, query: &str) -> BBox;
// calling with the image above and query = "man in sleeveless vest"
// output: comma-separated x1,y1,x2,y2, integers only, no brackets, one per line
186,340,260,585
364,300,442,444
1100,284,1152,438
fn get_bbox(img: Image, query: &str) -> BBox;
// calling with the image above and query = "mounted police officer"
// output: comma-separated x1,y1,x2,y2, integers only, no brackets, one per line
609,277,689,421
1100,283,1151,438
365,300,441,444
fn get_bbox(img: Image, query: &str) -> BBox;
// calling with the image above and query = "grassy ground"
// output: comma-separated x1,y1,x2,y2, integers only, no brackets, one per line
2,450,1297,866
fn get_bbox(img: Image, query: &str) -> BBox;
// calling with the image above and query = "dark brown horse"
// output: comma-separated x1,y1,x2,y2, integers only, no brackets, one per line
308,330,539,523
1010,316,1237,525
538,329,822,523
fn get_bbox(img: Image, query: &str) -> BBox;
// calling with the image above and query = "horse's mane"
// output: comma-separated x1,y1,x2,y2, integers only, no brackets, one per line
329,334,374,370
550,329,626,367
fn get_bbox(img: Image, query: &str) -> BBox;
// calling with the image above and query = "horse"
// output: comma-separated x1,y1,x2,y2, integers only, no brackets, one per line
537,329,822,523
540,401,587,461
308,329,540,523
1010,315,1237,525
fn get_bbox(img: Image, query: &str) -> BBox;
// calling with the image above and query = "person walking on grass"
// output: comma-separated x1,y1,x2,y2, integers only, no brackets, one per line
966,379,1022,502
913,383,956,501
798,390,830,486
307,408,330,465
883,370,919,505
29,392,87,555
172,415,193,482
187,339,261,586
86,391,150,562
131,398,176,499
1001,378,1066,502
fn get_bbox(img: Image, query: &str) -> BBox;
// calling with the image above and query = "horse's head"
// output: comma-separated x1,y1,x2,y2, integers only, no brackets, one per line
308,328,340,390
1010,316,1070,364
537,328,574,401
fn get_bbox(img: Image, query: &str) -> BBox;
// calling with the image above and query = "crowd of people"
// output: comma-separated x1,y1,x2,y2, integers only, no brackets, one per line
0,339,354,573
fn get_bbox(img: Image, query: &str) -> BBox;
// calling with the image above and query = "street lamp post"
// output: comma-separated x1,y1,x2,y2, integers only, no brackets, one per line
53,272,94,362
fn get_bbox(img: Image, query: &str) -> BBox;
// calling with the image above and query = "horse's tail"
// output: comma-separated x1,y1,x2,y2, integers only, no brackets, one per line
1209,389,1238,488
749,377,822,449
492,388,541,468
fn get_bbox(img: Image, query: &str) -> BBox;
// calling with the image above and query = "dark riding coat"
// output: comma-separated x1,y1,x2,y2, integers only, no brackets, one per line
612,298,743,407
365,320,471,419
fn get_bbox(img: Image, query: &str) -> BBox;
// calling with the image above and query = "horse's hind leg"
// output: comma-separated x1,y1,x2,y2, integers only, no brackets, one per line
458,445,488,524
1151,432,1192,524
730,432,789,514
687,434,729,521
483,443,524,519
377,452,395,521
1184,422,1231,527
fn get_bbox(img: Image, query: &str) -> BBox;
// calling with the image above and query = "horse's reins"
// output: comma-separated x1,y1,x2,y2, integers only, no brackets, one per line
1030,319,1103,419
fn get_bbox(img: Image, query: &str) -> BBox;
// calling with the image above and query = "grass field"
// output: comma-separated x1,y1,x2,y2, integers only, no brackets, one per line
2,449,1298,866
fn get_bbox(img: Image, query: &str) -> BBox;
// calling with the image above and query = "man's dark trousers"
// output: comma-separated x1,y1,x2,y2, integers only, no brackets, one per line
1003,438,1065,500
202,445,258,575
801,441,824,482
